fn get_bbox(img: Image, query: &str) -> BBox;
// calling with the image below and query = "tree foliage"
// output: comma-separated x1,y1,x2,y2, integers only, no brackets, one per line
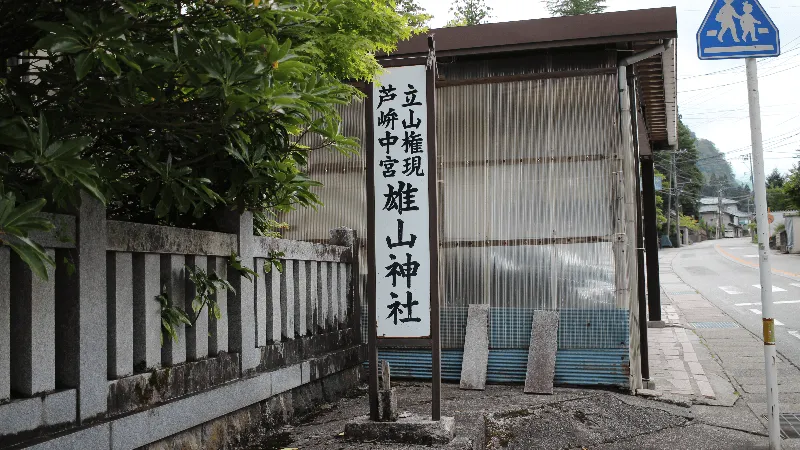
1,0,418,278
655,120,703,227
445,0,493,27
394,0,432,29
546,0,606,17
784,162,800,210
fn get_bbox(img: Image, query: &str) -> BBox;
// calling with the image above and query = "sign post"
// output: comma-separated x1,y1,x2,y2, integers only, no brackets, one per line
698,1,780,448
366,37,440,421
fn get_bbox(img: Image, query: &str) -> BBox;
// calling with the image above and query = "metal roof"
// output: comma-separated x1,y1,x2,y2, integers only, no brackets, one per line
385,7,679,152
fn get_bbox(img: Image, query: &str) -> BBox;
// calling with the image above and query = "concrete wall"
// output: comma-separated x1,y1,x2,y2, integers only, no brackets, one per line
0,201,362,449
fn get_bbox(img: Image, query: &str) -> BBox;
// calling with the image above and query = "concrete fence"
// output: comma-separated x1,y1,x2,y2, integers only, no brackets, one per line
0,195,363,449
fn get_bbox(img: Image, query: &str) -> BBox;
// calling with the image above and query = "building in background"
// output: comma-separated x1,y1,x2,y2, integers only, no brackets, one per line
281,8,678,391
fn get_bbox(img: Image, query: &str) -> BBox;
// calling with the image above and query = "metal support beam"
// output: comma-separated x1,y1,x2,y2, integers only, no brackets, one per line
641,157,662,322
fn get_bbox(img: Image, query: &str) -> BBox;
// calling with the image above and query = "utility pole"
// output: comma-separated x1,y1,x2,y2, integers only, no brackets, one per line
747,57,780,449
666,152,675,245
675,184,682,248
717,189,723,239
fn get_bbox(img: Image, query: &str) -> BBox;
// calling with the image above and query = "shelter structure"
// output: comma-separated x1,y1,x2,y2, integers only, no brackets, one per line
280,8,678,390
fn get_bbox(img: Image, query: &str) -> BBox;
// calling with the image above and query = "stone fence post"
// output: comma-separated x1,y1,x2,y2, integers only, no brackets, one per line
329,228,360,340
220,211,259,373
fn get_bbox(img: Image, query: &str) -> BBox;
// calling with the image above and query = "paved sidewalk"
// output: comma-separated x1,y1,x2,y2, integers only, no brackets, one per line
648,246,800,446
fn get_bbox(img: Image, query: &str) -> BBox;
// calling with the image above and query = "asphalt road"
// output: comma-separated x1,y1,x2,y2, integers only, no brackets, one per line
670,237,800,369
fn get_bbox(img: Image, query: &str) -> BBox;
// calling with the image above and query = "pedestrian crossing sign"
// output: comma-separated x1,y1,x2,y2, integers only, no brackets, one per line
697,0,780,60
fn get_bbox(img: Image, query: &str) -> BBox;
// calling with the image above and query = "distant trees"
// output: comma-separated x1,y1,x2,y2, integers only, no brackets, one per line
778,164,800,210
546,0,607,16
445,0,493,27
394,0,432,29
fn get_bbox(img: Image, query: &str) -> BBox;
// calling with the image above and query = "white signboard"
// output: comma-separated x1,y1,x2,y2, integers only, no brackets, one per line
372,65,431,338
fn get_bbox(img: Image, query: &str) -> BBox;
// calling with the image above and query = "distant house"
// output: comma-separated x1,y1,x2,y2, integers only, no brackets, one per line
699,197,749,238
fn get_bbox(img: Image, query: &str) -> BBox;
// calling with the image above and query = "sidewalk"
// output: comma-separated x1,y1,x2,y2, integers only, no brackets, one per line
648,247,800,446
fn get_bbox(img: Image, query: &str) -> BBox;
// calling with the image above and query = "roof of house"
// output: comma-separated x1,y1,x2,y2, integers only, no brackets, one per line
699,197,738,205
382,8,678,151
699,204,750,217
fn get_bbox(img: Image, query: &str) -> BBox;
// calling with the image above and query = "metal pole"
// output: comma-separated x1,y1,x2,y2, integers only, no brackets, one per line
746,57,780,450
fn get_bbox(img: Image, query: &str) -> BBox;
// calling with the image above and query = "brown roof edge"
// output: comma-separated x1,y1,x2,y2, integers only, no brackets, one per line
389,7,678,57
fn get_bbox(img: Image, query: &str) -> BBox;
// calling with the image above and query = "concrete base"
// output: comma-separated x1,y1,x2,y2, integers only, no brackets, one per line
642,379,657,390
647,320,666,328
344,414,455,445
378,388,398,422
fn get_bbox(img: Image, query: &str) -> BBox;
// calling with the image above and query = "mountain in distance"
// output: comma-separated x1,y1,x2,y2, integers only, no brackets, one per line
696,138,736,182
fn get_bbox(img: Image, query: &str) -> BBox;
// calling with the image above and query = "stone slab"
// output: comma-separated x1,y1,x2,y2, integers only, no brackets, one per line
459,304,489,391
107,220,236,256
294,260,307,336
254,258,268,347
281,259,295,339
524,310,559,394
185,255,209,361
344,414,455,445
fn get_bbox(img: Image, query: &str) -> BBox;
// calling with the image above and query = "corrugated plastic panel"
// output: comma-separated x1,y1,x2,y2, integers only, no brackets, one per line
373,348,628,387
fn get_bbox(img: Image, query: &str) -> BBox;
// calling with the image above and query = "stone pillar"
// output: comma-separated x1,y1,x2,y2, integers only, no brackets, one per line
308,261,318,333
328,262,338,327
10,249,56,396
208,257,229,354
185,255,209,361
107,252,134,379
0,248,9,401
133,253,161,370
294,260,307,337
160,254,186,365
267,267,282,342
254,258,267,347
318,262,329,330
219,211,259,372
329,228,358,331
64,193,108,421
280,259,295,339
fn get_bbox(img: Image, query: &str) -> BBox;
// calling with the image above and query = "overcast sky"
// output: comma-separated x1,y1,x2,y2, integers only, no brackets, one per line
415,0,800,181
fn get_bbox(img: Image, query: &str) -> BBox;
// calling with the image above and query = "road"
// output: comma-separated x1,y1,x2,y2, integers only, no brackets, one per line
669,237,800,369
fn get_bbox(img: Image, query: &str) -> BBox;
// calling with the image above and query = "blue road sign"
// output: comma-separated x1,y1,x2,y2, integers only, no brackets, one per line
697,0,780,60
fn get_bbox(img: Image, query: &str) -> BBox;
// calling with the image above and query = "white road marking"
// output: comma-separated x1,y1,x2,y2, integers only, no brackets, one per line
743,255,759,258
728,247,746,250
748,309,785,325
792,283,800,289
776,320,785,326
736,300,800,306
789,330,800,340
753,284,787,292
750,308,762,315
719,286,744,295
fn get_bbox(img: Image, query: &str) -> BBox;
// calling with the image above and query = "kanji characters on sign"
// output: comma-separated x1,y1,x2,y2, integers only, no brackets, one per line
372,65,431,338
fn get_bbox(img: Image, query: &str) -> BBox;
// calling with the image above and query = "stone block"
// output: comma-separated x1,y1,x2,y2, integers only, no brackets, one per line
294,260,307,337
345,414,455,445
272,365,302,394
280,260,295,339
133,253,162,371
108,252,134,378
460,304,489,391
161,254,187,366
43,389,77,426
524,310,560,395
0,396,41,435
207,257,228,354
0,247,9,400
378,388,398,422
185,255,209,361
10,249,56,396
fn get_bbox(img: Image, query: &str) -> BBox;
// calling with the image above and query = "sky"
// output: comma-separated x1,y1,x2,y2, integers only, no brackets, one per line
415,0,800,182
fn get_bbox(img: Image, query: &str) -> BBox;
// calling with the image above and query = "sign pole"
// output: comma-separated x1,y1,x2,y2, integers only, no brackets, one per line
365,82,380,422
426,36,441,422
746,57,780,450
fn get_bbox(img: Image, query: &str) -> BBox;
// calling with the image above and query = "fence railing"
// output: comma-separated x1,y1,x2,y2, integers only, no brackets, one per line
0,194,360,442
